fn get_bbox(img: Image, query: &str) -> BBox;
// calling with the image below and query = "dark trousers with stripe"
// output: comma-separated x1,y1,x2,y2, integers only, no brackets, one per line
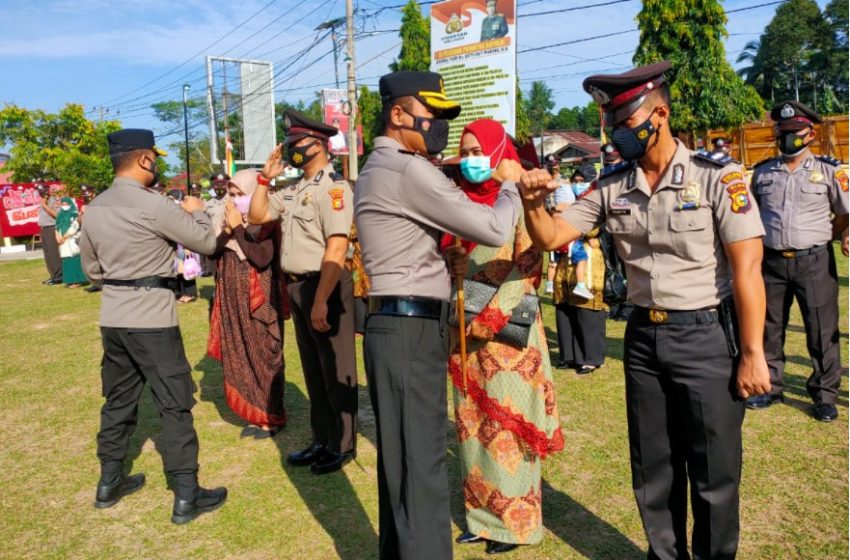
97,327,199,493
40,225,62,282
364,307,452,560
763,245,841,404
625,315,743,560
287,271,357,454
555,302,607,367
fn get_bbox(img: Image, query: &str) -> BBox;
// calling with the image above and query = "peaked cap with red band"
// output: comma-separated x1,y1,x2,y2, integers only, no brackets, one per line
770,100,821,131
284,109,338,145
582,61,672,126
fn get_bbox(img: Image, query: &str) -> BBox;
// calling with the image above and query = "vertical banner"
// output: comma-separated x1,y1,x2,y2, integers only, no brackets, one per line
321,89,364,156
430,0,517,156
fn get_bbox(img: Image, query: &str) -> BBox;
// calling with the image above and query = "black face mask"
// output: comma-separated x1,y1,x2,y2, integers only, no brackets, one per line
142,158,159,188
400,108,450,156
611,117,658,162
287,141,319,168
777,130,810,156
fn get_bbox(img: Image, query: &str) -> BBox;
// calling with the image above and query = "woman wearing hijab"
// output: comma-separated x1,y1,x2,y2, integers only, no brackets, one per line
55,197,88,288
207,169,286,439
443,119,564,554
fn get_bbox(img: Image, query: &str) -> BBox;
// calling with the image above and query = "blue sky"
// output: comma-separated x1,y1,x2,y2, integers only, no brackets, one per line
0,0,823,147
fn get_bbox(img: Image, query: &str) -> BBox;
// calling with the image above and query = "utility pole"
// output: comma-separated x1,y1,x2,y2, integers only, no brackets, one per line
316,17,346,90
345,0,358,180
182,84,192,191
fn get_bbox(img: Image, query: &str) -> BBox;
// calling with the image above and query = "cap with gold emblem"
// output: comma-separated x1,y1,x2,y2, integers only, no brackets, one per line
770,100,822,130
107,129,167,157
583,61,672,126
379,70,462,120
601,142,621,163
284,109,339,146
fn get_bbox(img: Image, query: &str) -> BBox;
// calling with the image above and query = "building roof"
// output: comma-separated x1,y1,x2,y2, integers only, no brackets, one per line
534,130,602,162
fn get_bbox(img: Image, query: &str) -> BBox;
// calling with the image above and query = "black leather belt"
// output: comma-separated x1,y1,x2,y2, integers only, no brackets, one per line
765,244,828,259
285,271,320,283
368,296,445,320
633,307,719,325
102,276,177,291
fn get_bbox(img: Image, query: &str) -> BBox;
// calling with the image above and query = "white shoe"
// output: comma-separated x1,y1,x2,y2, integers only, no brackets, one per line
572,284,593,299
545,281,554,294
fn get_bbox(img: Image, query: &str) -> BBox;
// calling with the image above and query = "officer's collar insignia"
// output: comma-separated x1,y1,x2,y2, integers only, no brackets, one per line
803,158,813,170
780,104,795,119
626,168,637,191
672,164,684,185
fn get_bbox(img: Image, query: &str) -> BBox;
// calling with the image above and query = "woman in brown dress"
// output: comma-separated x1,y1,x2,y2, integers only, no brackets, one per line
207,169,286,439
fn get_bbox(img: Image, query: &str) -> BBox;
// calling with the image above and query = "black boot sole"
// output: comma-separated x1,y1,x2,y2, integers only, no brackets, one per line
171,493,228,525
94,476,146,509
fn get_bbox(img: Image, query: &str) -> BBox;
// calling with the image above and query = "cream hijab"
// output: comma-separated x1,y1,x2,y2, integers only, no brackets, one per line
220,169,264,261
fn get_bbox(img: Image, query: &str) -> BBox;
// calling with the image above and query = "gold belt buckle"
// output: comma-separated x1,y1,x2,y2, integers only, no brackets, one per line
649,309,668,324
781,250,796,258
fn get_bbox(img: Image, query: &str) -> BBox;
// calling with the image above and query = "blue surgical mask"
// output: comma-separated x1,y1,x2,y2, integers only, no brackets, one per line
572,182,592,198
460,156,493,183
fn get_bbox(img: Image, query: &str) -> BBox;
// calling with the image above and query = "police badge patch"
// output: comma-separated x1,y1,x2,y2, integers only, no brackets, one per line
329,188,345,210
836,168,849,192
726,182,752,214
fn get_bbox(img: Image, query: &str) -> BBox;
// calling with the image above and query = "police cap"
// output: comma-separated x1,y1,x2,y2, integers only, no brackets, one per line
107,129,167,157
284,109,338,145
601,142,621,163
770,100,821,130
379,70,462,120
583,61,672,126
209,173,230,183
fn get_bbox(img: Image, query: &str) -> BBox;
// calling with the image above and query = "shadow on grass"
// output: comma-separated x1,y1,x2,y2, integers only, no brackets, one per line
781,371,849,407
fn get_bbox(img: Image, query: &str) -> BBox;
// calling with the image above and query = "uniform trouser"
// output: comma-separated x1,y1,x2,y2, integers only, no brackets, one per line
287,271,357,454
763,246,841,404
40,226,62,282
97,326,199,495
624,316,743,560
364,307,452,560
555,302,607,367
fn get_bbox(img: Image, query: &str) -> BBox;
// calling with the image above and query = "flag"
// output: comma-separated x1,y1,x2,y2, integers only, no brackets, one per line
225,134,236,177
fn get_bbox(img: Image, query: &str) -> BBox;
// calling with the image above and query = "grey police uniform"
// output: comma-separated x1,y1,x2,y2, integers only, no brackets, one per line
753,152,849,405
38,194,63,283
267,163,357,455
355,135,521,560
79,175,216,492
563,140,765,560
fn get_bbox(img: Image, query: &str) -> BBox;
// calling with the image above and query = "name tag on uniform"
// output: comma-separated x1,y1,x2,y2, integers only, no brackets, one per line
609,197,631,215
283,195,294,201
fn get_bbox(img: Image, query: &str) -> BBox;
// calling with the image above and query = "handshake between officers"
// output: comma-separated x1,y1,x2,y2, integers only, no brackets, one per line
79,129,227,525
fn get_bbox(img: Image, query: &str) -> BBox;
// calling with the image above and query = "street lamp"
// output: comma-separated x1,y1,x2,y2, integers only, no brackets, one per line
182,84,191,191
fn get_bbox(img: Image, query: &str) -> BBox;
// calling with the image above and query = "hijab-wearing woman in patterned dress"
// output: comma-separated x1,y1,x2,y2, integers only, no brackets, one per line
443,119,564,554
207,169,286,439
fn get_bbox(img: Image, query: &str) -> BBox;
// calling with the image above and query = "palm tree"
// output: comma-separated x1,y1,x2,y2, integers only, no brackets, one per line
736,39,774,102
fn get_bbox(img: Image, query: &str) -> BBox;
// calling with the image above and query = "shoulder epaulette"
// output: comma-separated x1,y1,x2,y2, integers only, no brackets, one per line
752,156,777,170
692,151,738,167
599,160,634,180
329,171,347,182
816,155,842,167
397,149,417,156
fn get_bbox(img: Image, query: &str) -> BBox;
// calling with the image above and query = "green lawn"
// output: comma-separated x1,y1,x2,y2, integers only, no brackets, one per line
0,249,846,560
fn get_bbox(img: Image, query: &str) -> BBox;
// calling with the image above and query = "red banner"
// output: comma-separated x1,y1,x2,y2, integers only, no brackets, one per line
0,183,63,238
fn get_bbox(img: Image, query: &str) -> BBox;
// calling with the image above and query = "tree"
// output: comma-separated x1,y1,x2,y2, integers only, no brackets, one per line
390,0,431,72
150,99,212,182
357,86,383,157
634,0,764,134
275,95,323,142
0,103,121,193
514,77,531,143
821,0,848,111
524,81,555,133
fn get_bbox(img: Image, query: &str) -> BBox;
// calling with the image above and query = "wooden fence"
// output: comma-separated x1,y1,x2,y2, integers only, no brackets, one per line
705,115,848,168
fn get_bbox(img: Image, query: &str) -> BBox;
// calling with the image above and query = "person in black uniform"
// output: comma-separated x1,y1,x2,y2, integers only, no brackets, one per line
746,100,849,421
79,129,227,524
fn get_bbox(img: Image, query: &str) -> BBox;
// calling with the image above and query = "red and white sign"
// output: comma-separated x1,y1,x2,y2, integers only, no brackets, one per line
0,182,62,238
321,89,364,156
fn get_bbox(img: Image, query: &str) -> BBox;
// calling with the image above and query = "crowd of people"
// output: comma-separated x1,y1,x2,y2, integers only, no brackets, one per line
49,60,846,559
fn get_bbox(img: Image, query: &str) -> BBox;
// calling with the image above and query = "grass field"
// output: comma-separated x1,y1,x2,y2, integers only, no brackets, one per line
0,250,847,560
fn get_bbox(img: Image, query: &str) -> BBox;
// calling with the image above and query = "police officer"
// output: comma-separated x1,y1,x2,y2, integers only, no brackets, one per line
519,62,770,559
601,142,623,171
746,100,849,422
480,0,508,40
712,136,733,157
37,182,63,285
248,110,357,475
79,129,227,524
354,70,522,560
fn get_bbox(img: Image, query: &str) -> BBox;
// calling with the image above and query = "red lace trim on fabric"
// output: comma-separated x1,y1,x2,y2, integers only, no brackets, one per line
224,381,287,427
449,361,564,459
249,267,265,313
206,287,223,361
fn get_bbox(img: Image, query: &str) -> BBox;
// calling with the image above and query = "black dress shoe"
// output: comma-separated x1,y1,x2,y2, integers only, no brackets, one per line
555,360,576,370
311,450,355,475
577,365,599,375
456,531,485,544
85,285,101,293
745,393,783,410
94,473,146,509
286,443,327,467
44,279,62,286
240,426,259,438
813,402,838,422
486,541,520,554
171,487,228,525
